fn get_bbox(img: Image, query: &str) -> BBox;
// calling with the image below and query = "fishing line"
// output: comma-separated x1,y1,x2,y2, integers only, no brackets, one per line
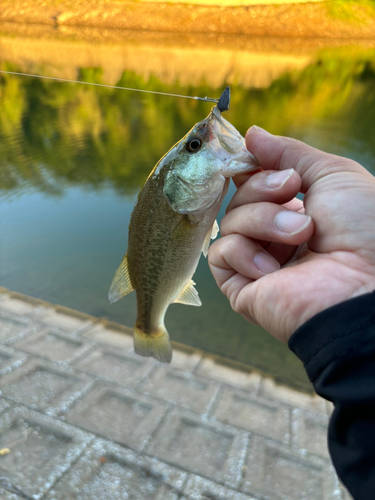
0,70,219,103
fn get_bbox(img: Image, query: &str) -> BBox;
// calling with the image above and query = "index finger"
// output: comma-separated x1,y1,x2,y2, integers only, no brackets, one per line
232,169,262,189
245,126,368,193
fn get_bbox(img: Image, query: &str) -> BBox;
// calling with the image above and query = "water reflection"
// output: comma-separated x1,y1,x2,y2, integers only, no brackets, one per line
1,47,374,197
1,41,374,390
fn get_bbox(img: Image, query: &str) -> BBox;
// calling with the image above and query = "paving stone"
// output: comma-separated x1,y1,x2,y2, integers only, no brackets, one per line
291,408,330,459
0,406,92,499
0,311,40,344
13,328,94,364
81,324,134,350
73,345,152,386
340,485,354,500
212,386,290,444
83,327,202,370
196,357,261,392
45,438,187,500
0,293,51,324
326,400,334,416
259,377,327,414
241,435,342,500
0,291,350,500
0,294,40,316
66,382,167,451
33,308,91,332
326,466,352,500
184,474,257,500
0,359,93,416
147,410,249,488
0,345,27,377
141,366,219,414
0,398,10,414
170,345,202,372
0,488,24,499
140,348,202,376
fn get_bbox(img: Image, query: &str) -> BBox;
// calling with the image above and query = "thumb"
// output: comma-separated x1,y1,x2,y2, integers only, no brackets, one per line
245,126,369,193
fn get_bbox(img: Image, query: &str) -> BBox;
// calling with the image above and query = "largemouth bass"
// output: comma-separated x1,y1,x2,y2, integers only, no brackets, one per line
109,89,258,363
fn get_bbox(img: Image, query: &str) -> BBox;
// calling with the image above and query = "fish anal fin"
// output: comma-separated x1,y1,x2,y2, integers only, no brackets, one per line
202,219,220,257
134,326,172,363
173,280,202,307
108,254,134,304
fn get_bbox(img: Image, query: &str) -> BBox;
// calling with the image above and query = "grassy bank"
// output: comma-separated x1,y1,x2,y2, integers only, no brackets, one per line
0,0,375,38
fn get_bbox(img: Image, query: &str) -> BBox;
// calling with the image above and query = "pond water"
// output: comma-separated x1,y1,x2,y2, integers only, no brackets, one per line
1,31,374,391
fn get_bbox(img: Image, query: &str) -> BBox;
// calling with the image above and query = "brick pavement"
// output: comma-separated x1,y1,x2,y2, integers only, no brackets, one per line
0,287,352,499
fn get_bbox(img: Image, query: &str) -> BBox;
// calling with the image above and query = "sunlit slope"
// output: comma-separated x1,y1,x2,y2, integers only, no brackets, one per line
1,0,375,37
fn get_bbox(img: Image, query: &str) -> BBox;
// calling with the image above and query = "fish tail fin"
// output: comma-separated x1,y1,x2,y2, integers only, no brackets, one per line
134,325,172,363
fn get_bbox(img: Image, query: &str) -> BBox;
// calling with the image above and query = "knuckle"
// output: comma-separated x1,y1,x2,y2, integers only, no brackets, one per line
219,216,229,236
220,234,241,254
230,287,246,316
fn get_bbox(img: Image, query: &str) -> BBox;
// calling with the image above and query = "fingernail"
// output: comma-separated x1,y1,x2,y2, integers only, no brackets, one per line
250,125,271,135
254,252,280,274
266,169,294,188
275,211,311,235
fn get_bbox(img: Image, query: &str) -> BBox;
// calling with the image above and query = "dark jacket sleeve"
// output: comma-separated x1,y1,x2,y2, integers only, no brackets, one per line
288,291,375,500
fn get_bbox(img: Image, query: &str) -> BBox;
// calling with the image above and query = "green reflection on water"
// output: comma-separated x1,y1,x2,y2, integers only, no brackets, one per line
1,48,374,196
1,46,374,391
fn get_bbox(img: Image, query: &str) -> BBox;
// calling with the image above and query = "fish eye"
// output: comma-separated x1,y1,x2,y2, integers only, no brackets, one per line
186,136,202,153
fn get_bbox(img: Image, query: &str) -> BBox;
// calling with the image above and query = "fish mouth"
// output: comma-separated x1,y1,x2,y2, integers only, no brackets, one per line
209,107,246,151
211,106,231,129
205,106,258,176
191,106,231,144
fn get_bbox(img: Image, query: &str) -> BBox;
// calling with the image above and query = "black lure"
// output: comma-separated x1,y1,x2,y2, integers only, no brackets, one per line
217,86,230,112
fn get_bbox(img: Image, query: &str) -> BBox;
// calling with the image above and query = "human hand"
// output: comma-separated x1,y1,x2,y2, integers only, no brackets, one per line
208,127,375,344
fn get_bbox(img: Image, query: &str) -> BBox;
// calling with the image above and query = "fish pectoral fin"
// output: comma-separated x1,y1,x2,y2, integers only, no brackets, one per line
108,254,134,304
173,280,202,307
211,219,220,239
202,219,220,257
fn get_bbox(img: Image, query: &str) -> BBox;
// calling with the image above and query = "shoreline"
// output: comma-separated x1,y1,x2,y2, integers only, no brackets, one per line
0,286,314,392
1,24,374,96
1,0,375,39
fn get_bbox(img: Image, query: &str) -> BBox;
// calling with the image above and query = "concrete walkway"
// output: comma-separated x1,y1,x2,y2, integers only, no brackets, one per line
0,288,351,499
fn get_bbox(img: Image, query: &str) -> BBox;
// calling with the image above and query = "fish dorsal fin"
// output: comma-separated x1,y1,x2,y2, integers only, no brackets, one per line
202,220,220,257
173,280,202,307
108,254,134,304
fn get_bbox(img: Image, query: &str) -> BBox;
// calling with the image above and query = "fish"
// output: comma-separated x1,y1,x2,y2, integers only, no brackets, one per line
108,87,259,363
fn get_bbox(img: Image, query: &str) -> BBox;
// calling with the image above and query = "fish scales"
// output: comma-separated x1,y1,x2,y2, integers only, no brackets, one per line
109,96,259,363
128,170,208,332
